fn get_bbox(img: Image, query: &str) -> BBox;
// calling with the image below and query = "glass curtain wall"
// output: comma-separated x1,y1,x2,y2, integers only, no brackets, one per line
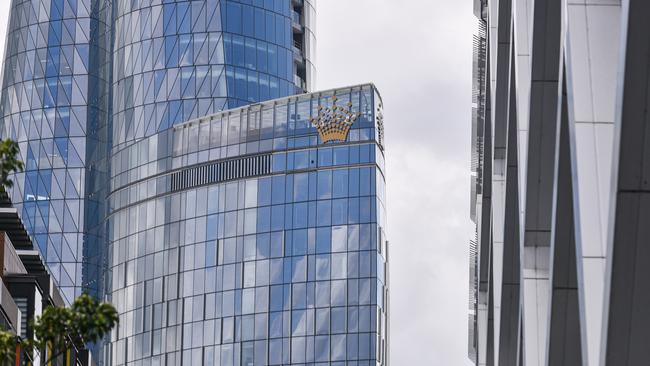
111,0,314,150
0,0,112,303
107,84,388,365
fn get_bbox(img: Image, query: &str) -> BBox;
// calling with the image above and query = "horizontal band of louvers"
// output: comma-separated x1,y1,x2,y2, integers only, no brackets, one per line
310,95,361,143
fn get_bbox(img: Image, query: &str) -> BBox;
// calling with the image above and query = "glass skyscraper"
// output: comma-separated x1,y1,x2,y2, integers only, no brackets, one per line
0,0,113,303
112,0,316,149
0,1,390,365
0,0,315,304
107,83,388,365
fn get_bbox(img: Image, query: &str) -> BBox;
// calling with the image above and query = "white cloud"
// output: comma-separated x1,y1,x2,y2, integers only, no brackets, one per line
317,1,476,364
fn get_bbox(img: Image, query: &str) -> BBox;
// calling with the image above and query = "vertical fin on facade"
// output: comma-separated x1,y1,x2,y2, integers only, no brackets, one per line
469,16,487,365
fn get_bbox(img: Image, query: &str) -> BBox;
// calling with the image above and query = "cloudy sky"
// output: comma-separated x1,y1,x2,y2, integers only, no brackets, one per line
0,1,475,364
317,2,475,364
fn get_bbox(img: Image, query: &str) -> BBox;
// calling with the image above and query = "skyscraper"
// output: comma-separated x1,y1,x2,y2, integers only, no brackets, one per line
111,0,316,148
0,0,113,303
469,0,650,365
0,1,391,365
106,83,389,365
0,0,315,304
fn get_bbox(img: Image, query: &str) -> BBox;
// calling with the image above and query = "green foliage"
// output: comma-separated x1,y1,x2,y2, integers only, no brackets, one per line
0,331,17,363
0,294,117,363
0,138,24,191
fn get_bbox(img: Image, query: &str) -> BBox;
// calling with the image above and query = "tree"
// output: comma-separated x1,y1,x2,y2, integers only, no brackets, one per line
0,331,16,364
0,138,24,191
0,294,118,364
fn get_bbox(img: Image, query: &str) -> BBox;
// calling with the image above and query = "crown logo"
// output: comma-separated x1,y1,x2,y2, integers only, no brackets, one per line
310,95,360,143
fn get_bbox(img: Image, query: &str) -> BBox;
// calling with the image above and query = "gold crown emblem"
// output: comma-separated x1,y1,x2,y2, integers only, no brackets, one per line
310,95,360,143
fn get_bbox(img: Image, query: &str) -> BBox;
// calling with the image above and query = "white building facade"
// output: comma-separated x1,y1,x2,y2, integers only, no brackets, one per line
468,0,650,365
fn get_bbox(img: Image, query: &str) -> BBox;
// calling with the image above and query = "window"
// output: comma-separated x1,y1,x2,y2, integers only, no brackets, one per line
243,5,254,37
315,335,329,362
332,169,349,198
331,280,346,306
332,334,347,361
271,175,286,204
270,286,284,312
292,256,307,283
270,231,284,257
314,307,331,336
226,2,243,33
313,146,332,169
256,259,269,286
291,337,305,363
333,146,349,165
256,233,270,258
331,307,347,334
255,9,265,40
255,314,268,340
292,202,308,228
316,255,330,281
316,227,331,254
317,170,332,199
316,200,332,227
291,309,306,336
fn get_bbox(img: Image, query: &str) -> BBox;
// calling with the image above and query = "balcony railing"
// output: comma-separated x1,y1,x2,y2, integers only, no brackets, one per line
294,75,306,90
2,233,27,276
0,277,20,334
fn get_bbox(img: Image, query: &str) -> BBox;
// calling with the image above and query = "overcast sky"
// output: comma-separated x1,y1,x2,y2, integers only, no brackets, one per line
317,2,475,364
0,1,475,364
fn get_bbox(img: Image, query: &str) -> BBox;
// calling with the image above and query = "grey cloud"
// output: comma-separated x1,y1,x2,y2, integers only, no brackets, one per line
317,1,476,364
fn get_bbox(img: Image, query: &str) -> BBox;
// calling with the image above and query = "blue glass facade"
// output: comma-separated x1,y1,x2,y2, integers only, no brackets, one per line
0,0,315,305
0,0,112,303
106,84,388,365
112,0,316,149
0,2,391,365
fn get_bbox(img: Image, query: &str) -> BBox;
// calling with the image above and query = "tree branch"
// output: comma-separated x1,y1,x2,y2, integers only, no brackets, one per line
43,347,69,365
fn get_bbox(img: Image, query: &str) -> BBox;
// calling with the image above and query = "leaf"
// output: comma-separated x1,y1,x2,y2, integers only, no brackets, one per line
0,330,17,362
0,138,24,191
27,294,118,363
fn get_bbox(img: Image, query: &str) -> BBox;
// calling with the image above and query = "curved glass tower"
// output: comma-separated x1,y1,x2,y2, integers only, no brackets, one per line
0,0,315,305
112,0,316,149
0,1,391,365
106,84,388,365
0,0,112,303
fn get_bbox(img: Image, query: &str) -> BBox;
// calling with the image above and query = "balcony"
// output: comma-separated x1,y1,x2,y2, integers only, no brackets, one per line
2,233,27,276
293,51,305,67
0,234,23,335
293,39,302,51
293,39,305,65
294,75,307,91
0,277,20,334
292,11,303,32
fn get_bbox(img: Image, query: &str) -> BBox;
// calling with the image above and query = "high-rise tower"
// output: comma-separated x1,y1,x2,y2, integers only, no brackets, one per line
0,0,315,305
106,83,389,365
0,0,113,303
0,1,391,365
111,0,316,149
469,0,650,365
